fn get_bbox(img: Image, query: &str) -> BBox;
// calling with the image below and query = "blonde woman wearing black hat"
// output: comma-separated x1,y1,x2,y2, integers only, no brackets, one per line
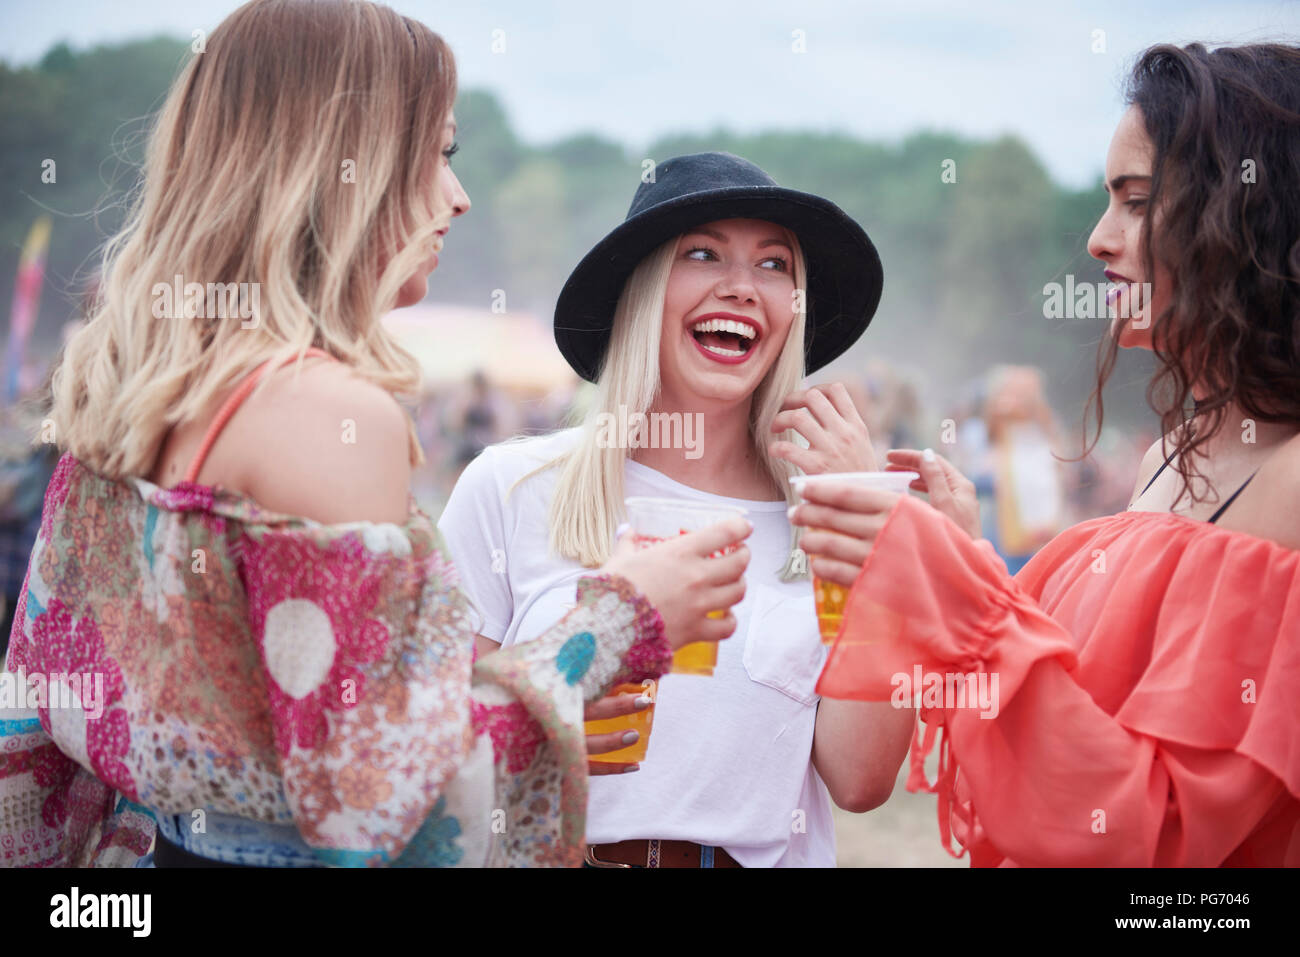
439,152,914,867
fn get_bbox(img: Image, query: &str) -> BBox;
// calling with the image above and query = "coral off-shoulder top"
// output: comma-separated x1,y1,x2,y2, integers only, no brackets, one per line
817,494,1299,867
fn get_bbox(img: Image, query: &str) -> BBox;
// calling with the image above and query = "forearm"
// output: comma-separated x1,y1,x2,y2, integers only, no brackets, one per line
812,698,914,812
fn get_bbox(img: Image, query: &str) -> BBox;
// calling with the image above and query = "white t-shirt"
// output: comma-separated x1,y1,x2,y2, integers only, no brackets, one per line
437,428,836,867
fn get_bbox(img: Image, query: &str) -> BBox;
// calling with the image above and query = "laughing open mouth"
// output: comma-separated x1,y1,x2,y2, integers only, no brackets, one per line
689,317,760,358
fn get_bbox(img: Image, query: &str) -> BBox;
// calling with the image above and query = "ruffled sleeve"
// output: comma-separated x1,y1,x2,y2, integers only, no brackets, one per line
237,513,477,866
817,493,1300,866
238,510,669,867
467,573,669,865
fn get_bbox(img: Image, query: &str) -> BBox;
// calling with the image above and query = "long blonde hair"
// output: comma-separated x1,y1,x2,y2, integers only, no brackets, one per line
526,230,810,579
51,0,456,478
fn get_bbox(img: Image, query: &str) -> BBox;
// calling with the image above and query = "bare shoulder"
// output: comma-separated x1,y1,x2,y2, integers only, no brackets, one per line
1128,433,1176,506
222,357,412,525
1237,430,1300,551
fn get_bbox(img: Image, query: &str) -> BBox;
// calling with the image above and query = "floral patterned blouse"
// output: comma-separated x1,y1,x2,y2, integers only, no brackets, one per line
0,453,670,867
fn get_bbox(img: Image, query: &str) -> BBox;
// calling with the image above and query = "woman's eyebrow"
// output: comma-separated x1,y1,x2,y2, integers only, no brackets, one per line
683,227,791,250
685,227,726,242
1104,173,1151,193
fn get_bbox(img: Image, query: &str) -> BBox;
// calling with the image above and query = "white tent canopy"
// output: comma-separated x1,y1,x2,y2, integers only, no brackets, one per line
382,304,579,392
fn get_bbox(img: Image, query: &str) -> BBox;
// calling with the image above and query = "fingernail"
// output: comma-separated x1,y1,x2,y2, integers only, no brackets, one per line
615,522,630,538
923,448,936,462
787,505,798,520
621,731,640,745
634,695,653,709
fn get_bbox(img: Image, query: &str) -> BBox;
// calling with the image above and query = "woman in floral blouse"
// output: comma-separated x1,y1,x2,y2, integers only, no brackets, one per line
0,0,750,867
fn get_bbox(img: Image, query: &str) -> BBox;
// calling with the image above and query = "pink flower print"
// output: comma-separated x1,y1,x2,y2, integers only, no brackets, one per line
31,741,78,828
163,481,215,514
243,532,394,758
25,599,135,798
471,701,545,774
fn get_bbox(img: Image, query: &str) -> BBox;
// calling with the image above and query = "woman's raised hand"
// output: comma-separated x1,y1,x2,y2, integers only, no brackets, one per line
600,516,752,651
769,383,877,474
885,448,981,540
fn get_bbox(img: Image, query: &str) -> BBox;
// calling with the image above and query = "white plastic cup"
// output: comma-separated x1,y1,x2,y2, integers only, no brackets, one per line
788,472,918,643
623,496,748,676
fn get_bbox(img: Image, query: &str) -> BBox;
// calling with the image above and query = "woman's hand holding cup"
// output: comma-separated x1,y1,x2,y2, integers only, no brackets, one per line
590,516,750,775
601,515,752,650
787,481,900,588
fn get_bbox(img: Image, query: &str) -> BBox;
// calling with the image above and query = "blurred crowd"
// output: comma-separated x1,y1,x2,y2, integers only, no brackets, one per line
0,357,59,657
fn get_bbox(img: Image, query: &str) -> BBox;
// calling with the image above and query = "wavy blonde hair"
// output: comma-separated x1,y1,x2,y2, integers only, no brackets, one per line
51,0,456,478
522,230,810,580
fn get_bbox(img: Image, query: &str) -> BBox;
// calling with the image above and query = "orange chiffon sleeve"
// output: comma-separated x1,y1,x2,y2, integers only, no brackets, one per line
817,493,1300,867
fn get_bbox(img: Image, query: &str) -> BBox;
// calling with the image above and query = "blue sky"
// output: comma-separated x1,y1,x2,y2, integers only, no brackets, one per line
2,0,1297,188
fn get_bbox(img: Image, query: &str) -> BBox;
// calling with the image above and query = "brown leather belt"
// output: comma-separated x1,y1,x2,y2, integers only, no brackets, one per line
585,839,742,868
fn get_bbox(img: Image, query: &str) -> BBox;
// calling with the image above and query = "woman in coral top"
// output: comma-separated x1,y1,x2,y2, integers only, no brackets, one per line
791,42,1300,867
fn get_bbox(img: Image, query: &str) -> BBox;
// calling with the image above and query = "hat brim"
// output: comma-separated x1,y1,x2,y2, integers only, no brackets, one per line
554,185,883,382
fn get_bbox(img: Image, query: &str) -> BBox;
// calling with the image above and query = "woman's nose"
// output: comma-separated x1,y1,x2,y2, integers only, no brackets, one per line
714,263,757,303
1087,207,1119,263
447,168,470,218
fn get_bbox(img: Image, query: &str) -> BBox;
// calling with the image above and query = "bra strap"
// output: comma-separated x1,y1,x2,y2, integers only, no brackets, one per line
182,347,334,484
1207,471,1258,525
1137,454,1173,499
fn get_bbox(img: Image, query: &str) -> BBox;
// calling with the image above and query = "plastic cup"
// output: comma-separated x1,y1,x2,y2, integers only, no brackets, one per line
585,680,656,765
788,471,918,644
623,496,748,677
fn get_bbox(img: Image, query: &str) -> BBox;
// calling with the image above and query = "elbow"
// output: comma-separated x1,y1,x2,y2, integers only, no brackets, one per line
833,777,897,814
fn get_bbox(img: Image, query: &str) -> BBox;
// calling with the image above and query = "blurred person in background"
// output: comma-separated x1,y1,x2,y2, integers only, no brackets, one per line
452,369,508,469
984,365,1066,573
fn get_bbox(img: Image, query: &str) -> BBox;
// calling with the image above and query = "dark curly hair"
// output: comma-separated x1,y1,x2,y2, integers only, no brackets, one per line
1087,42,1300,505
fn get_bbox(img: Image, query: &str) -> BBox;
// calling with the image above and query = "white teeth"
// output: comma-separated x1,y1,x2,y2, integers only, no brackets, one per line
700,342,744,357
690,318,757,339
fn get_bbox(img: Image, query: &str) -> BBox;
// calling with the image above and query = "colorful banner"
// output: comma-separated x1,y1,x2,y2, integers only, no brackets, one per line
4,216,52,404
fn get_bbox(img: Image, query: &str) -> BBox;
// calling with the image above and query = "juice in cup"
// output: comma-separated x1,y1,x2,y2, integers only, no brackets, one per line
789,471,918,644
624,497,748,677
585,680,656,764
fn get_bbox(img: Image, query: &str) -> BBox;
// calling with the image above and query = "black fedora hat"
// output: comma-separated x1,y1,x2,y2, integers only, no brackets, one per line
554,151,883,382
